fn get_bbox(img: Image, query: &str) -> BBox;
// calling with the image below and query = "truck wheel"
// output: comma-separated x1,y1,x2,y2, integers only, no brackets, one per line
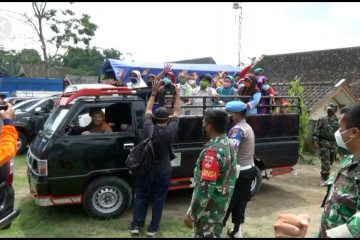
17,132,27,155
83,176,132,219
250,166,262,197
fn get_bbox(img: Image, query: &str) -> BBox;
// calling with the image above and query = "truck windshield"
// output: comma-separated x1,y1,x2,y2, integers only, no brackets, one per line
43,107,70,133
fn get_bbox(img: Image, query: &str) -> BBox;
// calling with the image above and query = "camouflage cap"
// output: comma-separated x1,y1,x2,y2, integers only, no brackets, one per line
327,103,338,110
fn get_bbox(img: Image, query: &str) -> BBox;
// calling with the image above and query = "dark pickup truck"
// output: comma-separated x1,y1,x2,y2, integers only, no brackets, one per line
27,86,300,219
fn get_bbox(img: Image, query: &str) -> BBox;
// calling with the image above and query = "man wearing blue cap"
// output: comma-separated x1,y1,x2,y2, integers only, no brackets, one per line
223,100,257,238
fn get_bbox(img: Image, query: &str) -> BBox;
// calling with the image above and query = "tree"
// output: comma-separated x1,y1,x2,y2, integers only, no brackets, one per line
288,76,309,155
18,49,42,64
61,46,123,76
103,48,123,60
0,46,20,77
22,2,98,77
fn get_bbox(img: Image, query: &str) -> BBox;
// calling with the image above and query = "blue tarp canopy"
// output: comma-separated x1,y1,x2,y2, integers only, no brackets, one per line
98,59,242,84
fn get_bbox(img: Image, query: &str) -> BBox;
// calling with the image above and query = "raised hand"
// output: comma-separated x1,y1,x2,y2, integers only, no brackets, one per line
118,69,125,79
152,79,161,94
141,68,150,76
163,64,172,73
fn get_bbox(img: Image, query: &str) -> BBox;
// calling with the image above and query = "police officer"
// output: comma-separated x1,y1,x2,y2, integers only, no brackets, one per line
313,103,339,182
183,109,237,238
223,100,258,238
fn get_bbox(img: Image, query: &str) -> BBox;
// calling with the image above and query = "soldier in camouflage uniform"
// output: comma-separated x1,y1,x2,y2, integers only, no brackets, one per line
312,103,339,182
184,109,237,238
274,103,360,238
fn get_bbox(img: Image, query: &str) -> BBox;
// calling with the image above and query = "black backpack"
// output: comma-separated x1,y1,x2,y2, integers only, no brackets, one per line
125,125,155,177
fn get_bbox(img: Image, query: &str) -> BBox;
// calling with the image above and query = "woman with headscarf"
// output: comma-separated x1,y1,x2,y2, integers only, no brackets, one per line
117,69,148,88
216,75,238,106
238,73,261,115
256,76,272,114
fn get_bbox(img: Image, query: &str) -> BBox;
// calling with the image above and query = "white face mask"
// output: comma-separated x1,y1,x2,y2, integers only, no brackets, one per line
334,128,354,150
188,80,196,85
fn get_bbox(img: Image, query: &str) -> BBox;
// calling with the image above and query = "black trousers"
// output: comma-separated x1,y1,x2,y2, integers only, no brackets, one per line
223,166,257,225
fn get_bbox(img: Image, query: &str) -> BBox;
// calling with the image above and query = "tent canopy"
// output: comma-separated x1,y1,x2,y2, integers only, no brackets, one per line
98,59,242,84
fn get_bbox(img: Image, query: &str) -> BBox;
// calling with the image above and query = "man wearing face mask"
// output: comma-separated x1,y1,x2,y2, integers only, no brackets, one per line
190,74,219,116
183,109,237,238
274,102,360,238
223,100,257,238
129,79,180,237
312,103,339,183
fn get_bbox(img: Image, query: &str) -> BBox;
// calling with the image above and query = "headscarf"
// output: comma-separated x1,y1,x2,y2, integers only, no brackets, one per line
217,76,235,94
216,75,236,102
254,68,264,75
238,73,260,103
128,70,147,88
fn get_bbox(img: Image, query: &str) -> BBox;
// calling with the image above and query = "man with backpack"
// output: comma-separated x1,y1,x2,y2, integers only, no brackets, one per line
129,79,180,237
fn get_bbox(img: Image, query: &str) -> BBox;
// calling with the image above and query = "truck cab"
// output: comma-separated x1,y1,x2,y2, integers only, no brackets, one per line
27,86,300,219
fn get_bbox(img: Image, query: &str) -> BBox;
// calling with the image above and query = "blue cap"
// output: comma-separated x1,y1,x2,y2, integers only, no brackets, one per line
225,101,247,113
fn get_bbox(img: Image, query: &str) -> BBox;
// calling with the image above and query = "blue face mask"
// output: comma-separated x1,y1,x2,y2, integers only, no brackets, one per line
262,84,270,91
238,83,245,88
130,77,138,84
163,77,172,85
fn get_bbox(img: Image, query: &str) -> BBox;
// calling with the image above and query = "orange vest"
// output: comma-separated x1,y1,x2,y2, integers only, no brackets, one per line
0,125,18,166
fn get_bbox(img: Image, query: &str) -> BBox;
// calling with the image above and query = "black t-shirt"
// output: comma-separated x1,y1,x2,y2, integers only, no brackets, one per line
144,113,179,173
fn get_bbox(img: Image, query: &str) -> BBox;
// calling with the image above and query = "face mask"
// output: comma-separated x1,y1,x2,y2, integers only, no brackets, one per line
200,80,210,88
238,83,244,88
163,77,172,85
179,78,187,85
262,84,270,91
223,82,231,89
188,80,196,85
130,77,138,84
334,128,354,150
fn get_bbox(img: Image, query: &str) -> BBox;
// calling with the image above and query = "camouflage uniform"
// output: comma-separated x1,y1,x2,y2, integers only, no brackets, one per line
186,134,237,238
313,114,339,181
319,154,360,238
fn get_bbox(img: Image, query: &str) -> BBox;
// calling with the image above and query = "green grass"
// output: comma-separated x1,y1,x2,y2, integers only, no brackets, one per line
3,154,197,237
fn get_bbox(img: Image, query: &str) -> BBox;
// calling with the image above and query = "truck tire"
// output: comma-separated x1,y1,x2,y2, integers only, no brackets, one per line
17,132,27,155
250,166,262,197
83,176,132,219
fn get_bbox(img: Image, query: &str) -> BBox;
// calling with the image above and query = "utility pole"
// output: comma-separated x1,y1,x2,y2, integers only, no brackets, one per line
233,2,243,68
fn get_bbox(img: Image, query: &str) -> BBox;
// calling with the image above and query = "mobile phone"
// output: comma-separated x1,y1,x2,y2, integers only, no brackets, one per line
0,105,8,111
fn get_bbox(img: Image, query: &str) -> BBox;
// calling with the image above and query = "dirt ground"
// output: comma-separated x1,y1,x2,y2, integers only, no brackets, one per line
162,161,326,238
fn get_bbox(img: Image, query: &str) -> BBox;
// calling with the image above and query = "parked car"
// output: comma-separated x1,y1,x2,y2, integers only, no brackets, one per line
13,98,40,112
0,158,21,229
13,95,59,155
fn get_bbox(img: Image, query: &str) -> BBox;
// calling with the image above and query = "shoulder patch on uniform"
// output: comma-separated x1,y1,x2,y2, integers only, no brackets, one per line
201,149,219,181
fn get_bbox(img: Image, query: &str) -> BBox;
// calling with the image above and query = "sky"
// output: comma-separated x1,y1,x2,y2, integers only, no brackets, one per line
1,2,360,67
